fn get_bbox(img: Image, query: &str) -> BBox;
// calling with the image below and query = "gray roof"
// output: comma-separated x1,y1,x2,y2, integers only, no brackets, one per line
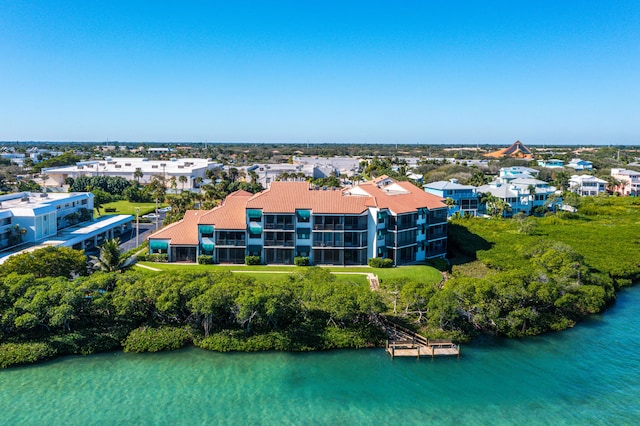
423,180,476,190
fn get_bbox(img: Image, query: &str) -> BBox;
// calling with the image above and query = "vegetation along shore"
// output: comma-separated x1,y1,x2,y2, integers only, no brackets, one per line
1,196,638,368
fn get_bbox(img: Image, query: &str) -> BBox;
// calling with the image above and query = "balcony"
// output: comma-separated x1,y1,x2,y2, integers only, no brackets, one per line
215,239,246,246
313,224,344,231
263,239,295,247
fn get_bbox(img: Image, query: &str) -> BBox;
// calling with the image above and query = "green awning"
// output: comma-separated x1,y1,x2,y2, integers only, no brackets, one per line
247,209,262,219
199,225,214,234
149,240,169,251
201,237,214,251
296,210,311,219
249,222,263,233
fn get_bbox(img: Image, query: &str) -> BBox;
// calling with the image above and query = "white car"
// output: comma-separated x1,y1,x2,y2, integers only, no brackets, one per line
158,206,172,213
142,213,159,220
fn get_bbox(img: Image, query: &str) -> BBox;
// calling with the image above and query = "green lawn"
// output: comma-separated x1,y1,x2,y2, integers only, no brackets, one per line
101,201,166,216
136,262,442,286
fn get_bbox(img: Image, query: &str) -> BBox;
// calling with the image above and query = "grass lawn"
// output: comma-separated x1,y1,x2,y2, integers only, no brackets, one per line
101,201,166,216
136,262,442,286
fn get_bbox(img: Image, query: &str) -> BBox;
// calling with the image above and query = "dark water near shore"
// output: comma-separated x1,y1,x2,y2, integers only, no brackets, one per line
2,287,640,425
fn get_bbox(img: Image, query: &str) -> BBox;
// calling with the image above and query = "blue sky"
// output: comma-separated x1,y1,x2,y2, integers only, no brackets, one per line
1,1,638,145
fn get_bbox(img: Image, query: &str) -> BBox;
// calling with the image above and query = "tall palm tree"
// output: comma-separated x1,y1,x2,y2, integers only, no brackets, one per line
179,175,188,191
91,238,127,272
133,168,144,183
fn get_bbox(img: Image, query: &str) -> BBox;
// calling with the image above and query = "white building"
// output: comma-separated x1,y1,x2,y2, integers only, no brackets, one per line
0,192,132,258
477,178,557,217
498,166,540,182
569,175,607,196
43,157,222,189
567,159,593,171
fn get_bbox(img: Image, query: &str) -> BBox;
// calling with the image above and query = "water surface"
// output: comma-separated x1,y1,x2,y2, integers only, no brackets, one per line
2,287,639,425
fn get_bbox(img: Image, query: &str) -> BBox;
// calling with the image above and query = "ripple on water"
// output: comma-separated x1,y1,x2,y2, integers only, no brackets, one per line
2,287,640,425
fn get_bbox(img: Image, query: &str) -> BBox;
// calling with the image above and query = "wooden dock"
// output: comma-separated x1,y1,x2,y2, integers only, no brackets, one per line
379,317,460,359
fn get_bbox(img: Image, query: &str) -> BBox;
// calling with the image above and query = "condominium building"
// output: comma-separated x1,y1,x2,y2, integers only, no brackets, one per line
569,175,607,196
148,176,448,265
611,168,640,196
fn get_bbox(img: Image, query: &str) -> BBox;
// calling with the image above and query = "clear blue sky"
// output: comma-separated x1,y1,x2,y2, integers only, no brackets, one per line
1,1,638,145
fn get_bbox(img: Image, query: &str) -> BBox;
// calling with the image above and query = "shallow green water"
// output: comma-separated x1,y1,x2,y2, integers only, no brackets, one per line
2,287,640,425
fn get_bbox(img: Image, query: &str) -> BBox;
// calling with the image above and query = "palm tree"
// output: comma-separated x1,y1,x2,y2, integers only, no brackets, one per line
133,168,144,183
527,184,536,215
179,175,188,191
194,176,203,188
90,238,127,272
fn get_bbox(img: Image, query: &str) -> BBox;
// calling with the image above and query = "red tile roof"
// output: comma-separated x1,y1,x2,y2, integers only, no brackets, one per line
199,190,253,229
148,210,203,245
357,180,446,214
246,182,372,214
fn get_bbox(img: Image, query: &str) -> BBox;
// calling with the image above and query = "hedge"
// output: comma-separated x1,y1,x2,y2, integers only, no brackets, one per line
368,258,393,268
123,326,194,353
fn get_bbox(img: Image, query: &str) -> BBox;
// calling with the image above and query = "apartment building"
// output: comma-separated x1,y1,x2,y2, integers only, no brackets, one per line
611,168,640,196
148,176,448,265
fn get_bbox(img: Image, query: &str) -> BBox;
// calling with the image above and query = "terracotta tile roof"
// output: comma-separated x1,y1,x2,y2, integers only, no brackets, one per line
358,180,446,214
484,140,533,159
148,210,203,245
199,190,253,229
246,182,372,214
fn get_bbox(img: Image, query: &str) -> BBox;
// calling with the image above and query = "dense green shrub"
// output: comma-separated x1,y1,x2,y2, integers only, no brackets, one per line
136,253,148,261
294,256,309,266
0,342,57,368
245,255,261,265
123,326,194,353
146,253,168,262
196,330,292,352
368,257,393,268
198,255,214,265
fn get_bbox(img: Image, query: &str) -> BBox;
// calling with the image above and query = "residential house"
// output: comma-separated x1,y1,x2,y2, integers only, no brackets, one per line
537,159,564,168
484,140,534,159
567,159,593,171
477,178,557,217
569,175,607,196
499,166,540,182
611,168,640,196
148,176,448,266
423,179,478,217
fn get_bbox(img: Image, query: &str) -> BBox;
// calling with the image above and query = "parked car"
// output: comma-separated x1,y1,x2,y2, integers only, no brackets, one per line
158,206,172,213
142,213,159,220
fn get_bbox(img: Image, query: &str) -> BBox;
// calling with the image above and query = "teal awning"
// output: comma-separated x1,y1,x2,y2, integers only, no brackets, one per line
149,240,169,251
247,209,262,219
377,211,388,220
296,210,311,219
199,225,214,234
249,222,263,233
201,237,214,251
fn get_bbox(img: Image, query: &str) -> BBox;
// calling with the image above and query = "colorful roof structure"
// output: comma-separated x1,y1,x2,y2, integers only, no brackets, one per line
484,140,533,159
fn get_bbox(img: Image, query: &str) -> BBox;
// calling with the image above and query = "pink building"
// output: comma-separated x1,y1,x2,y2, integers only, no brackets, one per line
611,168,640,196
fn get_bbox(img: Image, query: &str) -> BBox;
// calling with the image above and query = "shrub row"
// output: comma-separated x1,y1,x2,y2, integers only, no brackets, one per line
136,253,168,262
368,257,393,268
245,255,261,265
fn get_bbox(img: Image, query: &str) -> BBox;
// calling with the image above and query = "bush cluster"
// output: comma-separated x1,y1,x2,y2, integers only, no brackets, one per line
294,256,310,266
198,255,213,265
368,258,393,268
0,342,57,368
123,326,194,353
245,255,261,265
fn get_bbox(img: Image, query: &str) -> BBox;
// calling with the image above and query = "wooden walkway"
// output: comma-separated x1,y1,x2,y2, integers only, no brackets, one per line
378,317,460,359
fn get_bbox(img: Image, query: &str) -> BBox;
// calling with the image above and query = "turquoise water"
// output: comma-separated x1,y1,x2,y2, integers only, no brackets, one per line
2,287,640,425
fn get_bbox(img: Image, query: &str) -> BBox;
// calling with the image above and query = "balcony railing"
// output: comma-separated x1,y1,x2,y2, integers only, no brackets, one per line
215,239,246,246
263,240,295,247
313,224,344,231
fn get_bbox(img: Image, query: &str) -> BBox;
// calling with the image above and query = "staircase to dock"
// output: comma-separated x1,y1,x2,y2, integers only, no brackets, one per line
377,316,460,359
